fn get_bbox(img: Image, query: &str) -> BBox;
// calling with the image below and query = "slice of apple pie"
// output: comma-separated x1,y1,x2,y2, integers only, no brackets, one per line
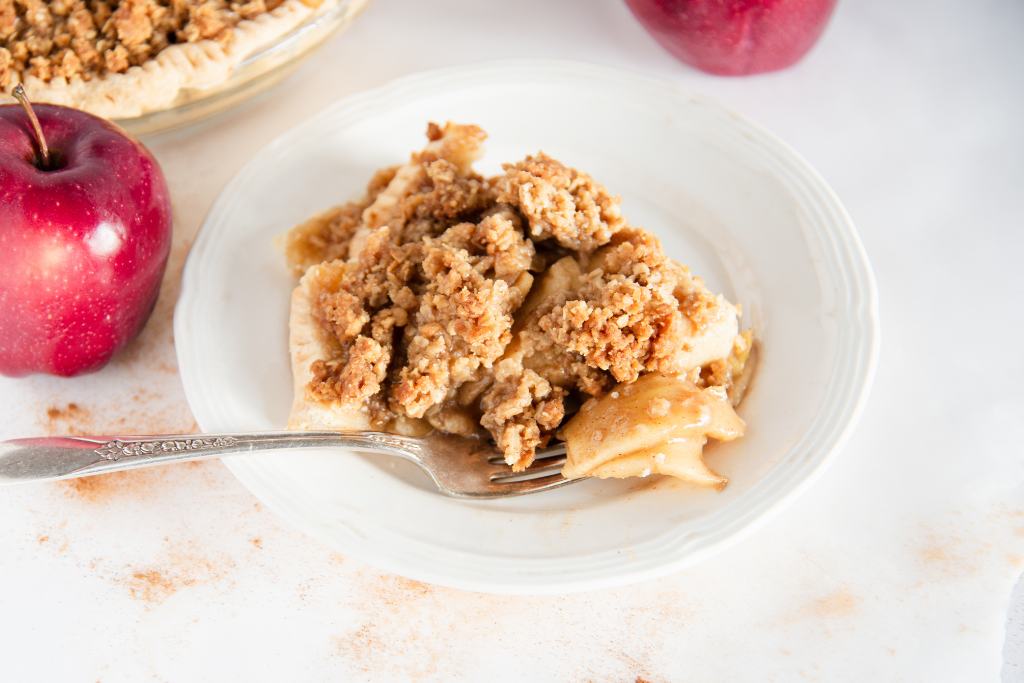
284,122,754,487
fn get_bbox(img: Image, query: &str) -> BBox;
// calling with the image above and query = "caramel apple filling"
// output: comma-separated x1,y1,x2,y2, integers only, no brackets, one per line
561,373,743,486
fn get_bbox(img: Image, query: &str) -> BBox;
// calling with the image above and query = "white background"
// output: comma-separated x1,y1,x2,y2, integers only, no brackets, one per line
1,0,1023,680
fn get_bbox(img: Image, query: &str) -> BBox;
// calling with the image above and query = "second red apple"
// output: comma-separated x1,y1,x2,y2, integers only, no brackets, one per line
626,0,837,76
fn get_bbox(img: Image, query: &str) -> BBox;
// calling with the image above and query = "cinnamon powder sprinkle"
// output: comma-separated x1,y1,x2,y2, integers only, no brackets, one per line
44,402,90,434
60,469,160,503
128,569,179,603
124,541,237,604
46,403,82,420
806,588,860,619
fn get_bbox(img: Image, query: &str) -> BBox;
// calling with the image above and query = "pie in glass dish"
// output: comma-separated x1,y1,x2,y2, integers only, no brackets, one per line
0,0,359,119
283,122,755,487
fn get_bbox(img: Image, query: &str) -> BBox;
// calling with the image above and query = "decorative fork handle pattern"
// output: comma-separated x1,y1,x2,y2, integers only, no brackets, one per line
0,431,426,485
93,436,242,461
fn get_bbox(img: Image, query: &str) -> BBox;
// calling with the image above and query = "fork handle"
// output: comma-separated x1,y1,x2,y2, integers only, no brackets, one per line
0,431,425,485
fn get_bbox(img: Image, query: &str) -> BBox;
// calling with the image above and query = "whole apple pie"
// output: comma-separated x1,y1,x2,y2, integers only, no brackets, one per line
284,122,754,486
0,0,360,118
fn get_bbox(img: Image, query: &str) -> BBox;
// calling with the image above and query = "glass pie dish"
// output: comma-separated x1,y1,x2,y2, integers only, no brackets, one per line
116,0,371,136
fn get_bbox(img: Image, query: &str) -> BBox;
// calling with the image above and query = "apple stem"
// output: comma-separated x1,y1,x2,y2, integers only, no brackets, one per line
12,85,51,169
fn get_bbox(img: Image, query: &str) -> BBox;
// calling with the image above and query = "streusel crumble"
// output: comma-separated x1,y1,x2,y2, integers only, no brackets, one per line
285,122,753,483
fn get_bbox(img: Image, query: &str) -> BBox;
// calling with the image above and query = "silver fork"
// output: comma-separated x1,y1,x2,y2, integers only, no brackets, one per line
0,431,577,498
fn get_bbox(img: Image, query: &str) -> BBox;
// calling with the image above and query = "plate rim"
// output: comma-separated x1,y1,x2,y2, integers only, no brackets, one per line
174,59,880,594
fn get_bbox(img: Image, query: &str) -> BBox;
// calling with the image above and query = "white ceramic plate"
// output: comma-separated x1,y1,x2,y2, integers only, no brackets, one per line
175,61,878,594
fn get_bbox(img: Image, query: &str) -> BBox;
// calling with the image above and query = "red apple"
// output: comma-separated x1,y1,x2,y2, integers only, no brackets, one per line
626,0,837,76
0,90,172,377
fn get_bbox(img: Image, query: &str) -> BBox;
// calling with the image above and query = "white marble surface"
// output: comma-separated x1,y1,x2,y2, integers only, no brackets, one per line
1,0,1022,680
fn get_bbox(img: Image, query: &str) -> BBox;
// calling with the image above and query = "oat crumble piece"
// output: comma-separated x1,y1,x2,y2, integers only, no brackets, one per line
479,356,566,466
495,152,624,252
539,228,704,383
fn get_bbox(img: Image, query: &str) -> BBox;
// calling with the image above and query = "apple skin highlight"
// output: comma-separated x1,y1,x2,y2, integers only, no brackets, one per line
626,0,837,76
0,104,172,377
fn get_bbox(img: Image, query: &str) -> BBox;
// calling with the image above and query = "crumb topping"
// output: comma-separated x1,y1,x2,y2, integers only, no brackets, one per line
288,122,745,469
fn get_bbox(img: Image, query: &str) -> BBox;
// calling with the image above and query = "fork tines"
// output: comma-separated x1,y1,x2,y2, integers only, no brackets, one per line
488,442,568,483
